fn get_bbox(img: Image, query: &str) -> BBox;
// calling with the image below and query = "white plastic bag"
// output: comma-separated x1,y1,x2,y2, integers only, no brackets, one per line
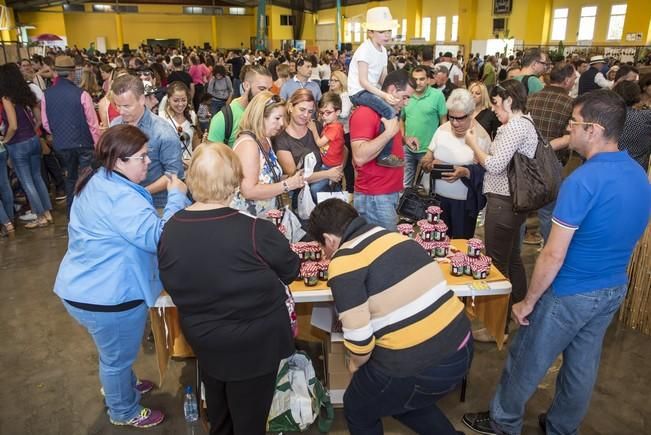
316,191,349,204
297,183,316,220
280,205,306,243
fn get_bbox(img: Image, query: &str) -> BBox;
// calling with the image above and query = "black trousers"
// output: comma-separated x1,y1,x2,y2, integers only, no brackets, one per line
41,150,65,194
484,193,528,304
202,369,277,435
58,147,94,215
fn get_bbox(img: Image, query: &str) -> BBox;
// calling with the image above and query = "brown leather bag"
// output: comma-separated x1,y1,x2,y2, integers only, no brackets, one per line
507,117,562,213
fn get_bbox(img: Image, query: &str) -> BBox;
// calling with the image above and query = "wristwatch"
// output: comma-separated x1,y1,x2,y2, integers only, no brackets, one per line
282,180,290,193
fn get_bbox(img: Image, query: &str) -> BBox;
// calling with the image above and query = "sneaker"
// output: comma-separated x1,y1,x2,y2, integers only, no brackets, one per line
110,407,165,428
24,217,48,229
538,413,547,432
523,231,543,245
377,154,405,167
18,212,37,222
135,379,155,395
101,378,155,396
462,411,496,435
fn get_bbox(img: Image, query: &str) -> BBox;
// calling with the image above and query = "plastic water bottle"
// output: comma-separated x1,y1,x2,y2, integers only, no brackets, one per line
183,385,199,422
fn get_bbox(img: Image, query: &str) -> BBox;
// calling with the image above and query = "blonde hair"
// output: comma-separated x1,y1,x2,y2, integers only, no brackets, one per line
80,70,101,95
186,142,243,203
330,70,348,94
469,81,491,111
237,91,286,142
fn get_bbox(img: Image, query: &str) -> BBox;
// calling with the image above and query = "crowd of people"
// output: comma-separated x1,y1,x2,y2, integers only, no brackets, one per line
1,5,650,435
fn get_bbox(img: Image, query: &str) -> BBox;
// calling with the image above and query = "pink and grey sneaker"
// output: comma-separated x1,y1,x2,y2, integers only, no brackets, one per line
110,407,165,428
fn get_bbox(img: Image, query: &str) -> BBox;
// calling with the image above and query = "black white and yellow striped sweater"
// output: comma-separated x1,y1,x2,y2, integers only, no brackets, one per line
327,217,471,376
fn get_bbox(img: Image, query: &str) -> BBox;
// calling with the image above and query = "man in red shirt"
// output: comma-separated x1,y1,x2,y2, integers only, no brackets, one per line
350,69,415,229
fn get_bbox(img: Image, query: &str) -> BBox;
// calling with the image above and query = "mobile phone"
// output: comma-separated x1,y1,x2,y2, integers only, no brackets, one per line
432,164,454,179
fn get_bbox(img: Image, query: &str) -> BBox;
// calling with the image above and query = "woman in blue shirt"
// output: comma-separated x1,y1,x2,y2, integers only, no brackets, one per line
54,125,189,429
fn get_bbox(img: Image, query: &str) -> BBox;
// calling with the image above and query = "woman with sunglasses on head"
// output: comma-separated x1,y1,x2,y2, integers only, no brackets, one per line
54,124,189,429
464,80,537,324
231,91,304,217
161,81,200,168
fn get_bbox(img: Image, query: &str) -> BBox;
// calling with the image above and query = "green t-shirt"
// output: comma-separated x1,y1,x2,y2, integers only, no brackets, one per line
402,86,448,153
207,99,245,147
515,74,544,95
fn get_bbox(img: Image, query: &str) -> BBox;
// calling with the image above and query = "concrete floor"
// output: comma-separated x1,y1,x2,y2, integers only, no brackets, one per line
1,204,649,435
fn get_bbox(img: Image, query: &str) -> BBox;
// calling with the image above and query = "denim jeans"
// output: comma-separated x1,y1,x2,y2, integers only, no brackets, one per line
354,192,400,230
0,149,14,225
403,148,426,187
62,300,147,422
489,284,628,435
58,147,94,214
210,97,227,115
537,199,555,243
350,91,396,160
5,136,52,216
344,342,473,435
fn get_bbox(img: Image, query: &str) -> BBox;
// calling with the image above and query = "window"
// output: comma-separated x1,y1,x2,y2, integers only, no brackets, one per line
354,22,362,43
229,7,246,15
401,18,407,42
280,15,295,26
436,16,446,42
451,15,458,41
577,6,597,41
421,17,431,41
551,8,568,41
183,6,223,15
344,22,352,43
607,4,627,40
63,4,84,12
92,4,137,13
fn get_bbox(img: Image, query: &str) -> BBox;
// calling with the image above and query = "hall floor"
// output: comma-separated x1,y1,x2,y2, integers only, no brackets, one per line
0,203,648,435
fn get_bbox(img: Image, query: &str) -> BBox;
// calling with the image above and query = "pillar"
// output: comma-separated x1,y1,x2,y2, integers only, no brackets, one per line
523,0,552,45
336,0,342,50
622,0,651,45
457,0,477,62
256,0,267,50
405,0,422,41
211,15,218,49
115,13,123,49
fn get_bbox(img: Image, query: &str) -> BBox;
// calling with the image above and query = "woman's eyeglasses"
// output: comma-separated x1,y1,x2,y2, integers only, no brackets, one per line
448,114,469,122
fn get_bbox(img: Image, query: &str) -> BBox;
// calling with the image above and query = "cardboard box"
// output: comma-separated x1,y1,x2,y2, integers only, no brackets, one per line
328,370,352,390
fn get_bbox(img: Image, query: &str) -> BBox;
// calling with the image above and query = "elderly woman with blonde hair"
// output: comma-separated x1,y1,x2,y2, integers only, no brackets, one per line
421,88,490,239
158,142,300,435
231,90,304,217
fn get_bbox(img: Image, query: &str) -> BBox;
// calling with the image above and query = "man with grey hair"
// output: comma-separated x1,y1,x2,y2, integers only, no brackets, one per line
41,55,101,214
401,65,447,187
111,74,184,209
432,64,458,100
421,88,490,238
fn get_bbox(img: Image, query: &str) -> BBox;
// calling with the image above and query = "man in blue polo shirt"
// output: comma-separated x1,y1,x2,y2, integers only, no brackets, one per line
463,89,651,435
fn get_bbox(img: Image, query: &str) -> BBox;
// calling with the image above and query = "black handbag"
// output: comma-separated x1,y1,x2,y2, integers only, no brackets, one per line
397,164,440,222
507,117,562,213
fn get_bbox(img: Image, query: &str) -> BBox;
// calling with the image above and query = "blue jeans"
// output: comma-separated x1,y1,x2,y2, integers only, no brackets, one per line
538,199,555,243
403,148,426,187
354,192,399,230
309,164,342,202
489,284,628,435
0,149,14,225
62,300,148,422
58,147,94,215
210,97,227,115
6,136,52,216
350,91,396,160
344,342,473,435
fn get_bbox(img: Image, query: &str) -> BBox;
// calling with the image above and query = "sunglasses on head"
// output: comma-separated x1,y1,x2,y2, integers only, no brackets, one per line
265,94,283,106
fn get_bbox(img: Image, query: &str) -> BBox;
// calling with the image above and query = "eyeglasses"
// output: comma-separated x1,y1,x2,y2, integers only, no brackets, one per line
319,109,336,116
536,60,553,67
568,120,605,130
448,114,469,122
265,94,283,107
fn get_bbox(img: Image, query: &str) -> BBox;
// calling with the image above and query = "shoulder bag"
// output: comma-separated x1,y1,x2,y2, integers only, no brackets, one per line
397,163,440,222
507,117,562,213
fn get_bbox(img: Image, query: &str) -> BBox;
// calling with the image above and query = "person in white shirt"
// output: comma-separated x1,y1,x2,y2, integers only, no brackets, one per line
437,52,464,87
421,88,490,238
569,59,588,99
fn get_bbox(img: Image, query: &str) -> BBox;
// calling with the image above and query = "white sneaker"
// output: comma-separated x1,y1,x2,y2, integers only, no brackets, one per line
18,212,37,222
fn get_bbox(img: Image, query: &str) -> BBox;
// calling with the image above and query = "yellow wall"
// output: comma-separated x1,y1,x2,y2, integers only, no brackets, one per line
64,12,117,49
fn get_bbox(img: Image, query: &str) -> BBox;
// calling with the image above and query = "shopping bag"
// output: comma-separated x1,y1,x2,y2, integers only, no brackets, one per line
267,351,335,433
297,183,316,220
280,205,306,243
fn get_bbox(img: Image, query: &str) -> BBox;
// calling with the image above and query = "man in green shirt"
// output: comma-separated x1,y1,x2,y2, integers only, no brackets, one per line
401,65,447,187
482,56,497,88
207,64,272,146
514,47,550,95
